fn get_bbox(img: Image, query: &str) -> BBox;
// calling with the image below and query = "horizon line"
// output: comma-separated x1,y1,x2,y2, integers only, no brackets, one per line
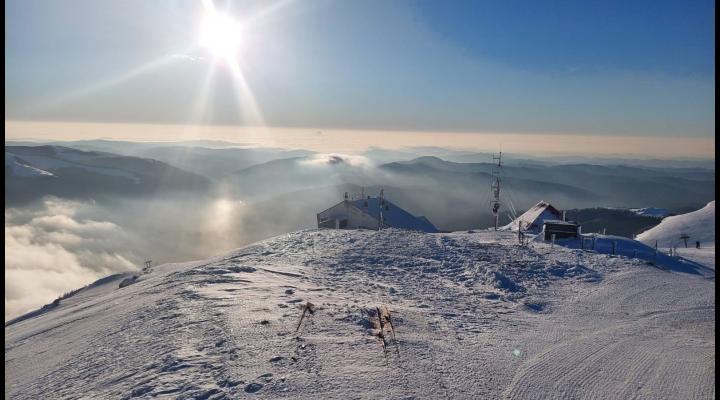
5,120,715,159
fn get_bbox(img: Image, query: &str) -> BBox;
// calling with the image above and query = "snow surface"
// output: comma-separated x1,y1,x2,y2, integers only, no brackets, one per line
5,229,715,399
637,201,715,248
542,232,714,276
630,207,671,219
675,247,716,271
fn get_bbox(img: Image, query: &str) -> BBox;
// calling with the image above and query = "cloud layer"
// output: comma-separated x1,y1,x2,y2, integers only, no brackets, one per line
5,198,139,320
299,153,373,167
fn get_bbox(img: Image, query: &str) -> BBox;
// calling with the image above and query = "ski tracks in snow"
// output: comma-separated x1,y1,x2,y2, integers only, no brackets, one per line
5,229,715,399
503,269,715,400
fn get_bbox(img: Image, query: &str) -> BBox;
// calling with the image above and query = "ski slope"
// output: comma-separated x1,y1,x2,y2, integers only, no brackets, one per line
637,201,715,248
5,229,715,399
630,207,671,219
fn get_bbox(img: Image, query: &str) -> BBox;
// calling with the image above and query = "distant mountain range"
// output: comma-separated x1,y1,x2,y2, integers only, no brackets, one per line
379,156,714,210
5,141,715,232
5,146,210,205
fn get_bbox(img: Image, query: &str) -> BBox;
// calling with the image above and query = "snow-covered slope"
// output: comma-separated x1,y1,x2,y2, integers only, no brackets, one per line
5,146,138,180
630,207,671,218
5,229,715,399
637,201,715,247
4,153,55,177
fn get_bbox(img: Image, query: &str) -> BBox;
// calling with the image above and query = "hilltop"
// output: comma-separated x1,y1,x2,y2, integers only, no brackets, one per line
5,229,715,399
5,230,715,399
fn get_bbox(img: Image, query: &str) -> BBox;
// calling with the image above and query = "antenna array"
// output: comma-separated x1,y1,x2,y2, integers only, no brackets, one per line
491,152,502,230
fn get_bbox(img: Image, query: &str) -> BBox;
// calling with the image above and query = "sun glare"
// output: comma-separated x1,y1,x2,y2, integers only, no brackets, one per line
199,9,243,62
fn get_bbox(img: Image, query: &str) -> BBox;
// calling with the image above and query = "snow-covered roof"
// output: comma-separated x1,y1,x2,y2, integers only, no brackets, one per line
503,201,562,232
351,197,438,233
543,219,577,226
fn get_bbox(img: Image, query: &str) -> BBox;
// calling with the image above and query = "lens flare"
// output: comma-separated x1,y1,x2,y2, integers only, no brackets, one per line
199,9,243,62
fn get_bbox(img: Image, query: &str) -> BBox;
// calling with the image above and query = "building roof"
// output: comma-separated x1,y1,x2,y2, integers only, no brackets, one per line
351,197,438,233
543,219,578,226
503,200,563,232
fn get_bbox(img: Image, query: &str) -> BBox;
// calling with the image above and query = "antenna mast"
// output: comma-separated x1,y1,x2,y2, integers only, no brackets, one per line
491,152,502,230
142,259,153,274
379,188,385,230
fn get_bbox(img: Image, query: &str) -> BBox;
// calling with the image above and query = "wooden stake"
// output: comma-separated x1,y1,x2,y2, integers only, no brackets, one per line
295,302,315,332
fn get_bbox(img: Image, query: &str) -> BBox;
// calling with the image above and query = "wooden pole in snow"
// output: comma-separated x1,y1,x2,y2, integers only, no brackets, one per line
518,221,523,245
295,302,315,332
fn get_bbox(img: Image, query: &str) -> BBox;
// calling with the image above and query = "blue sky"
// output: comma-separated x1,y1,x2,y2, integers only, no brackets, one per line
5,0,715,138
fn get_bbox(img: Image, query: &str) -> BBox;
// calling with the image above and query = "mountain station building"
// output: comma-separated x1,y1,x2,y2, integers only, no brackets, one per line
317,192,438,233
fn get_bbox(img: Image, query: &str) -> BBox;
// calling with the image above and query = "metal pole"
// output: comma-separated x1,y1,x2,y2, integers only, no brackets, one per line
518,221,522,244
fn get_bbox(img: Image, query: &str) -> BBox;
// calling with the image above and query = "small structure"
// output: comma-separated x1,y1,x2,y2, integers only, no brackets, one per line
505,201,563,233
543,220,580,240
317,191,438,233
679,233,690,248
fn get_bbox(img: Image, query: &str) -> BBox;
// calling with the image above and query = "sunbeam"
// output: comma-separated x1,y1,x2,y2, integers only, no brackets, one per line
188,59,218,125
241,0,297,29
197,0,269,129
30,51,192,113
28,0,295,132
227,60,266,128
178,58,218,142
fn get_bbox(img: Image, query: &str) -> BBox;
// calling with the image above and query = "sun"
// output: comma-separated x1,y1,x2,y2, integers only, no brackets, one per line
199,8,243,62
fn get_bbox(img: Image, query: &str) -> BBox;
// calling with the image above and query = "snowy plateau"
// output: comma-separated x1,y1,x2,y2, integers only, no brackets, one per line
5,228,715,399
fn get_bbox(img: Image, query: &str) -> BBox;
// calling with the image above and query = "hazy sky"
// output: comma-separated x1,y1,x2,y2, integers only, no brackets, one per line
5,121,716,159
5,0,716,142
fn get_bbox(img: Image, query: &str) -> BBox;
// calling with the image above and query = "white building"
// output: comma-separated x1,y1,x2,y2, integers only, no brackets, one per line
317,193,438,233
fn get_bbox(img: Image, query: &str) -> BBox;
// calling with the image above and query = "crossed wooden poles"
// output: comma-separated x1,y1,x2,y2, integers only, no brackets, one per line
294,302,401,360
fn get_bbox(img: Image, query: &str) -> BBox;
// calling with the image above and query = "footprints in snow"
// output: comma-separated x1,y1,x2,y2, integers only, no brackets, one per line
244,382,263,393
